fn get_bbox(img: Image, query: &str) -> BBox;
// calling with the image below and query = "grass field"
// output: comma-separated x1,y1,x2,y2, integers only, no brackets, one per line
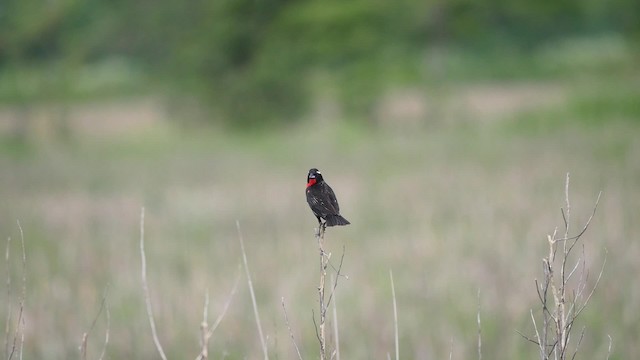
1,69,639,359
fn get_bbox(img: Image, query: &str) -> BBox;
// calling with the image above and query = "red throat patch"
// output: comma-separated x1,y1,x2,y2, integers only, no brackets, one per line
307,178,317,188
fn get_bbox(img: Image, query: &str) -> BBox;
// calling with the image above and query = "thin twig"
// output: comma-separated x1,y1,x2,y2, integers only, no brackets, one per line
98,299,110,360
569,327,585,360
530,309,544,358
5,236,11,360
207,267,241,338
139,207,168,360
477,289,482,360
449,337,454,360
331,273,340,360
390,270,399,360
197,290,210,360
312,310,321,344
80,286,110,360
325,246,346,310
573,249,607,319
236,220,269,360
281,297,303,360
8,222,27,360
606,334,612,360
515,329,540,346
195,269,241,360
80,335,88,360
552,192,602,243
564,172,571,238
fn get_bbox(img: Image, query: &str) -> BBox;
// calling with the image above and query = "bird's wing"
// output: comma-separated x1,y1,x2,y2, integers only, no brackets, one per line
322,183,341,214
306,189,319,207
319,183,340,215
307,184,340,217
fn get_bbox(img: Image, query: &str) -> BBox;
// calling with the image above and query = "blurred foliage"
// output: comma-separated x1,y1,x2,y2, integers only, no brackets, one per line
0,0,639,126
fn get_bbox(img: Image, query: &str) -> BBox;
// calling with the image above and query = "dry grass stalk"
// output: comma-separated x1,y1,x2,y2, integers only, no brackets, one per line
390,270,399,360
5,236,12,360
197,292,210,360
281,297,303,360
236,220,269,360
330,273,340,360
195,269,241,360
98,301,110,360
476,290,481,360
518,174,606,360
79,286,110,360
5,221,27,360
139,207,168,360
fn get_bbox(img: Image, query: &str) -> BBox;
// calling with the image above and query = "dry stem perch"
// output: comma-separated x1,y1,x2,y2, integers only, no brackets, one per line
315,228,329,360
313,226,346,360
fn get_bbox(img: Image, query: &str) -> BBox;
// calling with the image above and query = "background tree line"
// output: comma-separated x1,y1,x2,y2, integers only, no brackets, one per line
1,0,638,126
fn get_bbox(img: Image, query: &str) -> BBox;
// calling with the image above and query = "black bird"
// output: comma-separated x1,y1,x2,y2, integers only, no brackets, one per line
306,168,350,227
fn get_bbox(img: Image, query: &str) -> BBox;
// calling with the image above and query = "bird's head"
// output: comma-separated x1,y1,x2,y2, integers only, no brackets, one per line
307,168,323,187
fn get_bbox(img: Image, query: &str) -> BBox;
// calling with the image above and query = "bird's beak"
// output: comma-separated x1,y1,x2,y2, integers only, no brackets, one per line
309,174,316,179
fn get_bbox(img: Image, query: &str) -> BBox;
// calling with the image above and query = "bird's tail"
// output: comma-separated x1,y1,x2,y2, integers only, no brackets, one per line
325,215,350,227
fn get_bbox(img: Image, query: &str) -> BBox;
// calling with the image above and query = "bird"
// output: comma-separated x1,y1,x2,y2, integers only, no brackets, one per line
306,168,350,228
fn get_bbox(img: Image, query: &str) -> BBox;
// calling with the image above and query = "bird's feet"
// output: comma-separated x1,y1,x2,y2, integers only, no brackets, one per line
315,222,327,238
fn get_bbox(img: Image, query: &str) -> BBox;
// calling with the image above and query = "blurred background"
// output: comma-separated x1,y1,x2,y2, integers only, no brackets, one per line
1,0,639,358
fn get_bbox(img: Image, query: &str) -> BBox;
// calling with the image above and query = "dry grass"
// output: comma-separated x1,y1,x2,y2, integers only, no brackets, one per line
0,102,638,358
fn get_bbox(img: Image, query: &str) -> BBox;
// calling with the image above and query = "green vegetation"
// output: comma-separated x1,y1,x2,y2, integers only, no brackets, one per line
1,0,639,125
1,98,639,357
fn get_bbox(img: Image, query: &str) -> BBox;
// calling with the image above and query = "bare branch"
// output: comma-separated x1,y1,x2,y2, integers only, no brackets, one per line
573,250,607,319
207,268,241,339
195,261,241,360
98,299,110,360
552,191,602,243
195,290,211,360
139,207,168,360
390,270,399,360
331,274,340,360
565,257,582,284
325,246,346,310
8,221,27,360
315,225,328,360
312,310,321,344
449,337,454,360
515,329,540,346
569,327,586,360
564,172,571,238
523,178,605,360
5,236,11,360
477,289,482,360
79,286,110,360
530,309,544,358
281,297,303,360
